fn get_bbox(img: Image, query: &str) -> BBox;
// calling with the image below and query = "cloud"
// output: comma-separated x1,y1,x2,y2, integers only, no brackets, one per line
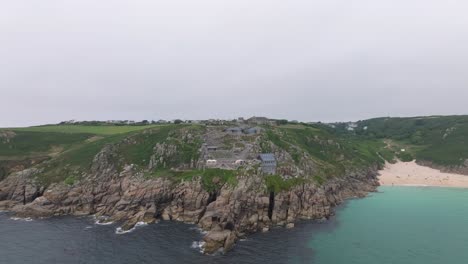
1,0,467,126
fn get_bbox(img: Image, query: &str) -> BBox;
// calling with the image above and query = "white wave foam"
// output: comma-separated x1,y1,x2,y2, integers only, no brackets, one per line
95,220,114,225
115,227,132,235
115,222,148,235
10,217,33,222
135,221,148,227
189,226,208,235
191,241,206,253
93,215,114,225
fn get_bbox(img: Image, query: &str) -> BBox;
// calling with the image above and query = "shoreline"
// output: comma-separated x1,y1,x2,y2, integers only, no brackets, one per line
378,161,468,188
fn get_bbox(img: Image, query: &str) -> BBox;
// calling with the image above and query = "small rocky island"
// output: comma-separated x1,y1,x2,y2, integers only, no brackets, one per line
1,116,467,254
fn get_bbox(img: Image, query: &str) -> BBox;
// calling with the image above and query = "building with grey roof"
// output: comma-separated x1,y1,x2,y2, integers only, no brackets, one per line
225,127,243,135
244,127,262,135
258,153,277,175
247,116,273,125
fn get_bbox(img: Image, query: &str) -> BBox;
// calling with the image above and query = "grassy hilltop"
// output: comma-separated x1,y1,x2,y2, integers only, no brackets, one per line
1,115,468,190
353,115,468,166
0,122,384,188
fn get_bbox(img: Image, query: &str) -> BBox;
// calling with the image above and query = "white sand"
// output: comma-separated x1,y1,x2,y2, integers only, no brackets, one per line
379,161,468,188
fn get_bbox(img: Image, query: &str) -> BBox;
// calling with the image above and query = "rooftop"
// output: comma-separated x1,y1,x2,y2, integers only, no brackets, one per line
258,153,276,162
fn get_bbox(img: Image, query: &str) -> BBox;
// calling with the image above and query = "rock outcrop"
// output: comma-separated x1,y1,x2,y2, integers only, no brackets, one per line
0,126,380,255
0,157,49,181
0,160,378,254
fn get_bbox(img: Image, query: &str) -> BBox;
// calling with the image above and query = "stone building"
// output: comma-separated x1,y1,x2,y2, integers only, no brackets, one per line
225,127,243,135
244,127,262,135
258,153,277,175
247,117,273,125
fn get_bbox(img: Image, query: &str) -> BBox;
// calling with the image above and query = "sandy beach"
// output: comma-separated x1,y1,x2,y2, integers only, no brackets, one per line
379,161,468,188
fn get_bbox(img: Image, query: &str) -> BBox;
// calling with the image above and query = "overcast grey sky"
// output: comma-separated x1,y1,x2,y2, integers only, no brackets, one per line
1,0,467,127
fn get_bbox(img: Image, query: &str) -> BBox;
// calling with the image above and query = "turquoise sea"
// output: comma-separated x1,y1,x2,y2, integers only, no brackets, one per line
308,186,468,264
1,186,467,263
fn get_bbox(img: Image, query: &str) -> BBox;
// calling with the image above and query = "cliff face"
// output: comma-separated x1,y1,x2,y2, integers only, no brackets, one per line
0,157,378,254
3,116,468,253
0,124,383,254
0,157,49,182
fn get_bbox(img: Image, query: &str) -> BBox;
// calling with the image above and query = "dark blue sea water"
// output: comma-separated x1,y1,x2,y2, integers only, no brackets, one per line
1,186,468,264
0,213,319,264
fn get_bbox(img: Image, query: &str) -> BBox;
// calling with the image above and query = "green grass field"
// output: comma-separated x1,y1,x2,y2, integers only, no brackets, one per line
0,125,174,183
2,116,468,188
7,124,163,135
0,124,169,159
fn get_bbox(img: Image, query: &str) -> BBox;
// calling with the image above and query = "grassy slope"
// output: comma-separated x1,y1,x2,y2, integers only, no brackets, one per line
265,124,387,176
0,123,390,188
119,125,203,169
258,124,390,191
3,116,467,189
9,125,161,135
0,124,174,184
36,125,200,185
354,116,468,166
0,131,92,159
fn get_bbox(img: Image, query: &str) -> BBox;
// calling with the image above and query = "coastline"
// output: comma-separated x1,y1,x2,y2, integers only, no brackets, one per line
378,161,468,188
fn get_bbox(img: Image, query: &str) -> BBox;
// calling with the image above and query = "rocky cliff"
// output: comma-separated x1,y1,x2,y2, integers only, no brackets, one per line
4,116,468,254
0,162,378,254
0,124,382,254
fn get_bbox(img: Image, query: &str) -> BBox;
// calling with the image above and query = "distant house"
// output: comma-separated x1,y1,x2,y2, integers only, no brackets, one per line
258,153,277,175
247,116,272,125
225,127,243,135
244,127,262,135
347,122,358,131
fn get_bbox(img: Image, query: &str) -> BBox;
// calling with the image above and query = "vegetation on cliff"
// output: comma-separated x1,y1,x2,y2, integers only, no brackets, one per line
2,115,468,190
351,116,468,166
262,124,389,180
2,116,468,255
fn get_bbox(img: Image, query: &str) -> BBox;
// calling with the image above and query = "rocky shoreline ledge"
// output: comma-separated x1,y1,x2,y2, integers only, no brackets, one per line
0,164,378,254
3,116,468,254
